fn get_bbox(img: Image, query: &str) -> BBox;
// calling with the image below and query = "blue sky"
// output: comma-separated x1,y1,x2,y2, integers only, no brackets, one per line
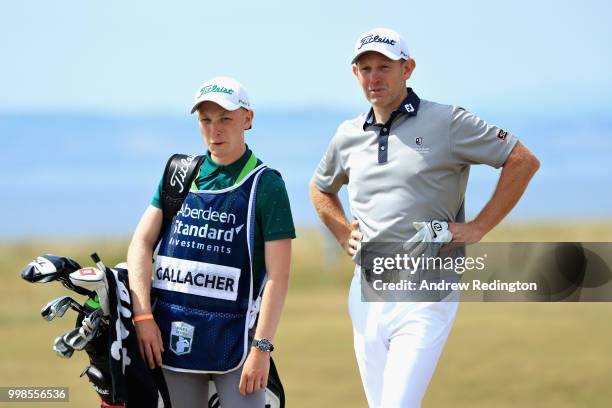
1,0,611,116
1,1,611,237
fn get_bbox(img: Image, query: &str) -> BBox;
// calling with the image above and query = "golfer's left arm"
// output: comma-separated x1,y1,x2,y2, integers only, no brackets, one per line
239,238,291,396
450,141,540,242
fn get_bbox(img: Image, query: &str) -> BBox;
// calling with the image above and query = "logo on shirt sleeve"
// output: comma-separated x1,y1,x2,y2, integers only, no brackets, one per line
497,129,508,141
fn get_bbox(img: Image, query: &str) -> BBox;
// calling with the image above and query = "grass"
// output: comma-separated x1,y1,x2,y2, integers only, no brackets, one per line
1,221,611,407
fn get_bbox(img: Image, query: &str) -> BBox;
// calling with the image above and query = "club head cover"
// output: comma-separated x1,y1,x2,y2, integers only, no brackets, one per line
21,255,81,283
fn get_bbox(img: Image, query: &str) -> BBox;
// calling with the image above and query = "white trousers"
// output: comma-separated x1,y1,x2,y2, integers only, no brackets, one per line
348,269,458,408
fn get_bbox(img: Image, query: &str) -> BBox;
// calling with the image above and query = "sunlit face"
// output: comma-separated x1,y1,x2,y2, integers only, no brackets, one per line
352,52,415,111
196,101,253,162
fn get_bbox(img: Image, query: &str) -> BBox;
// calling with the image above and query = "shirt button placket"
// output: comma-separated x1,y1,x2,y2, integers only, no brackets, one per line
378,127,389,164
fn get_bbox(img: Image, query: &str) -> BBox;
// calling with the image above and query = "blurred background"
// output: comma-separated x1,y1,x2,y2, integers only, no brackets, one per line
1,1,611,407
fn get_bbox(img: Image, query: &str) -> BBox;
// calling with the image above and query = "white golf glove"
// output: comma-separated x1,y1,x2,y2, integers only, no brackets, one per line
408,220,453,244
403,220,453,257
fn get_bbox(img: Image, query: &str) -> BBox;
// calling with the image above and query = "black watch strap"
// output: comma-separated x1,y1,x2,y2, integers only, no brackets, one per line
251,338,274,352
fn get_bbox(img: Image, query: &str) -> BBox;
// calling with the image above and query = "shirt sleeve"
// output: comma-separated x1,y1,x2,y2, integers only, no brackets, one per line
311,132,348,194
151,175,164,208
450,106,519,168
256,170,296,241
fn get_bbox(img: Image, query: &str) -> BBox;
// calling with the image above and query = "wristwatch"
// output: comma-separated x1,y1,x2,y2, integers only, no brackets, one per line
251,338,274,353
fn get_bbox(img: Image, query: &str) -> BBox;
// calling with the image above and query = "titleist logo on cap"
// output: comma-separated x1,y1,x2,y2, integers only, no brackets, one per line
358,34,396,50
199,84,234,97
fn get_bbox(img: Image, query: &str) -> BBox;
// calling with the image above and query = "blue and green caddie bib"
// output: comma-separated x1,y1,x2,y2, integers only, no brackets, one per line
152,162,268,374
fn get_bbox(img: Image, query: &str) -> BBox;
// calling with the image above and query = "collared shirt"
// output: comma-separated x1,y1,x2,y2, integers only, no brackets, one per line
312,89,518,243
362,88,421,164
191,147,254,190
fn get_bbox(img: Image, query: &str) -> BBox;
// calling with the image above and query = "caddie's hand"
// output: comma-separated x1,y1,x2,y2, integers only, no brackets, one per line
448,221,485,244
346,219,362,258
239,349,270,396
134,318,164,369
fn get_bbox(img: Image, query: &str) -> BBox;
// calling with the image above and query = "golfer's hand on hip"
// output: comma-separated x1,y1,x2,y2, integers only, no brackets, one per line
448,221,485,244
134,319,164,369
240,349,270,396
346,219,362,257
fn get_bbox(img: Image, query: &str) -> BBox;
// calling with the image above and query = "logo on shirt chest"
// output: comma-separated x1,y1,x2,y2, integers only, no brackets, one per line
413,137,430,155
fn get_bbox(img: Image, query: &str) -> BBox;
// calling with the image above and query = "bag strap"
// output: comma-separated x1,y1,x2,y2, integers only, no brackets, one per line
157,154,205,245
268,357,286,407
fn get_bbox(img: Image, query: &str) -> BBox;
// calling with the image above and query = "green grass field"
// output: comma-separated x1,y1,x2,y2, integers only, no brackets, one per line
1,222,611,407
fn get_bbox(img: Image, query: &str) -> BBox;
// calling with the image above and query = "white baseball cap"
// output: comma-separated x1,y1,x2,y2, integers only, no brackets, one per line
352,27,410,64
190,76,252,114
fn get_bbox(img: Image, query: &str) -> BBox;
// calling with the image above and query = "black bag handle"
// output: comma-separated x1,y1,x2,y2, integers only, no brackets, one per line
157,154,205,246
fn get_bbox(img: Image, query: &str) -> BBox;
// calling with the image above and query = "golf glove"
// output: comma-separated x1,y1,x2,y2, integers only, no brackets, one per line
403,220,453,257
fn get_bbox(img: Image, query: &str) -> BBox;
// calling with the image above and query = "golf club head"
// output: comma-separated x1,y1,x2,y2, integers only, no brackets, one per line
41,296,85,321
80,364,105,382
81,308,106,333
53,335,75,359
63,327,91,351
70,267,110,316
64,309,105,350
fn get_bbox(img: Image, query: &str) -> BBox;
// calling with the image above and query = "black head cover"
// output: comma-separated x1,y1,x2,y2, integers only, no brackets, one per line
21,254,81,283
21,255,92,296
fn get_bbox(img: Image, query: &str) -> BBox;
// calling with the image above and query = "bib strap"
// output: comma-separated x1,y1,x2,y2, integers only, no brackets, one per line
191,152,259,191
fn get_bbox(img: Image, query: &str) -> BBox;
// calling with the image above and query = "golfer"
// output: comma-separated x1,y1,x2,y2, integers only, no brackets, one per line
128,76,295,408
310,28,540,407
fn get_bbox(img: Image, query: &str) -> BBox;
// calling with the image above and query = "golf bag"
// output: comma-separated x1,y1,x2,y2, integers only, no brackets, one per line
86,262,172,408
21,254,171,407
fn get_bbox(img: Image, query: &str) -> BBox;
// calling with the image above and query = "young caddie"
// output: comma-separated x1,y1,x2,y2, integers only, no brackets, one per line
128,76,295,408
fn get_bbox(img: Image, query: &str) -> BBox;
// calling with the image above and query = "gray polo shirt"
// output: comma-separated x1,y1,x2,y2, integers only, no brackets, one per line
312,88,518,242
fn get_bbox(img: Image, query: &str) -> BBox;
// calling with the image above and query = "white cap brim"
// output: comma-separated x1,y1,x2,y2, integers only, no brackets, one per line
352,47,403,64
190,94,242,114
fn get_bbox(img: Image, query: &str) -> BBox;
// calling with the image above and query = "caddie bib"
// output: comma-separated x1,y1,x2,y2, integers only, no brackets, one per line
152,160,268,373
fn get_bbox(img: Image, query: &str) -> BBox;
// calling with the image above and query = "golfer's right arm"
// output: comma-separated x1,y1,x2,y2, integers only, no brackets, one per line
309,182,360,256
127,205,165,369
